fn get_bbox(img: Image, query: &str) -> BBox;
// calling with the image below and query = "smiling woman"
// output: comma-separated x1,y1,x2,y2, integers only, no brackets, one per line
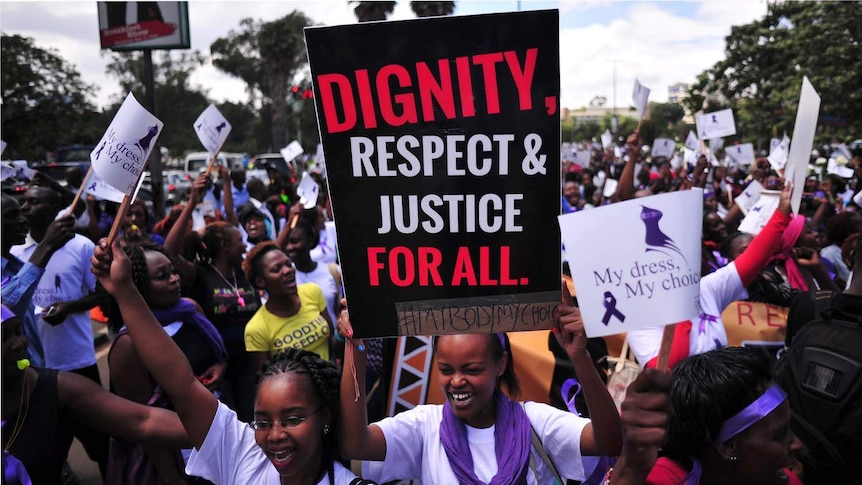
90,238,371,484
337,289,623,485
242,241,335,374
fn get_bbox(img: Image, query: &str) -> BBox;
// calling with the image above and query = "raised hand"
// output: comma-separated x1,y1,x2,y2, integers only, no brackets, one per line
90,237,133,295
553,281,588,359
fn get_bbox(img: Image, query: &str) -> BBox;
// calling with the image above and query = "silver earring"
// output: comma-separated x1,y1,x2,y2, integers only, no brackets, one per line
730,455,738,461
323,424,331,435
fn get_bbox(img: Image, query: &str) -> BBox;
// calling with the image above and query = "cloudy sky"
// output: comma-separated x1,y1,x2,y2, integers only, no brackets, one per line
1,0,768,111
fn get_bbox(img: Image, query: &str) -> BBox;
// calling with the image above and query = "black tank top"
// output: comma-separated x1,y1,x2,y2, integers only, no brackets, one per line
2,368,73,485
188,263,259,344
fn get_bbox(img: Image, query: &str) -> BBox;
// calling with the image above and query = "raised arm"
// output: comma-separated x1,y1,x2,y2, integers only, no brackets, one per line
58,370,191,448
734,182,792,286
337,301,388,460
554,283,622,457
609,369,672,485
164,174,206,256
614,131,641,203
91,238,217,449
219,166,239,228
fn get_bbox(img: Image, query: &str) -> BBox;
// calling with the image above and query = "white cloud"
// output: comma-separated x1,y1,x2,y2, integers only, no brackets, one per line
1,1,766,112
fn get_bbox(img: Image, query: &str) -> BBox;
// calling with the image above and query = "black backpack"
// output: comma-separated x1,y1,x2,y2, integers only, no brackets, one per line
774,290,862,478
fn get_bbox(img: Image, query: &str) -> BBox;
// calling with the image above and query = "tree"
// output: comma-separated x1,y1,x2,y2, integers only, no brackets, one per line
683,1,862,146
1,34,100,161
104,50,211,156
211,12,314,151
410,1,455,17
351,1,396,22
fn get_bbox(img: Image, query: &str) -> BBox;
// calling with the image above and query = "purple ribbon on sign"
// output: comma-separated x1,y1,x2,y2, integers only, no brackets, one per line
698,313,718,334
601,291,625,325
717,384,787,443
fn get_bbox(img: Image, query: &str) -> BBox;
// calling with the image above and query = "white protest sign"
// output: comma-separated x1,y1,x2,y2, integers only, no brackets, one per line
827,158,854,178
572,149,591,167
10,161,35,179
280,140,304,163
193,104,232,154
696,109,736,140
0,140,6,156
558,190,702,338
709,137,724,152
601,130,613,150
670,153,683,170
683,147,698,165
768,134,791,171
728,143,755,166
614,146,623,159
297,171,320,209
83,169,125,203
737,190,781,235
835,143,852,161
770,137,781,153
602,178,619,198
734,179,763,215
784,77,821,214
651,138,675,158
0,162,15,181
632,78,651,118
684,130,700,151
90,93,163,193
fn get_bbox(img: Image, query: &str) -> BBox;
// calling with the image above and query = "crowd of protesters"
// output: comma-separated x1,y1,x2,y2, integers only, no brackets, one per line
2,128,862,485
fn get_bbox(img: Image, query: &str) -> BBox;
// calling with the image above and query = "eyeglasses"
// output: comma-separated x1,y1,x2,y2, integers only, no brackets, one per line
249,406,324,431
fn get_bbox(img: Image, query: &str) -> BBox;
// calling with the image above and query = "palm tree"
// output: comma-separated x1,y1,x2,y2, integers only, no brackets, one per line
350,1,397,22
410,1,455,17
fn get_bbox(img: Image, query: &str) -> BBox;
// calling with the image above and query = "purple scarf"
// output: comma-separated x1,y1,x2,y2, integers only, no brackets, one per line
123,299,228,364
440,390,531,485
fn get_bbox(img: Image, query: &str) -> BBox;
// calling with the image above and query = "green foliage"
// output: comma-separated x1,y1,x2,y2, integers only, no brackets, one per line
351,1,397,22
210,12,314,151
410,1,455,17
683,1,862,146
1,33,100,161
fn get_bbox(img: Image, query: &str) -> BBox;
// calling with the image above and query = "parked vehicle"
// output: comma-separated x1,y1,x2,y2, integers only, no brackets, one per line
182,151,246,173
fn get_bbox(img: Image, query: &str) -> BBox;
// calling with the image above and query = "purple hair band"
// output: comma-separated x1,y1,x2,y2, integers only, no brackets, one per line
716,384,787,443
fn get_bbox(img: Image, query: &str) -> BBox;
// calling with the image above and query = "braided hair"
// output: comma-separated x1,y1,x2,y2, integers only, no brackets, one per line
97,242,176,334
258,348,342,484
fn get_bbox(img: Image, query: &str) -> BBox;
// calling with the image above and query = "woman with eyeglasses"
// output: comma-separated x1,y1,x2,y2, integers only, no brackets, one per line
91,238,368,484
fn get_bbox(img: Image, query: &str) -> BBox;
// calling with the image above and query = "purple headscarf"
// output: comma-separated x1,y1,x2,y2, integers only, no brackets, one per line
439,390,532,485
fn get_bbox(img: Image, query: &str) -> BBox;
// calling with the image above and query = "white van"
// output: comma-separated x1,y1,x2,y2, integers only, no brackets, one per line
182,151,246,173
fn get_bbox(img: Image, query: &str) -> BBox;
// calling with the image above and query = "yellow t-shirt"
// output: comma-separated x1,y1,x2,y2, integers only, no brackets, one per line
244,283,331,360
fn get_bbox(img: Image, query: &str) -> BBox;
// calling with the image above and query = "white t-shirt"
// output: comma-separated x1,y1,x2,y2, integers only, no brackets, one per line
310,221,338,265
296,263,340,326
187,402,360,484
627,261,746,365
361,402,590,484
11,234,96,371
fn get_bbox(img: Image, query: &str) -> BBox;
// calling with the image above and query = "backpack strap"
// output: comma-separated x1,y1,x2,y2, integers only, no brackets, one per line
529,423,564,485
813,289,862,325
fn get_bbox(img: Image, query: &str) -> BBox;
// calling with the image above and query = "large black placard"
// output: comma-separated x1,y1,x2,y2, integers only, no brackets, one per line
305,10,561,337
